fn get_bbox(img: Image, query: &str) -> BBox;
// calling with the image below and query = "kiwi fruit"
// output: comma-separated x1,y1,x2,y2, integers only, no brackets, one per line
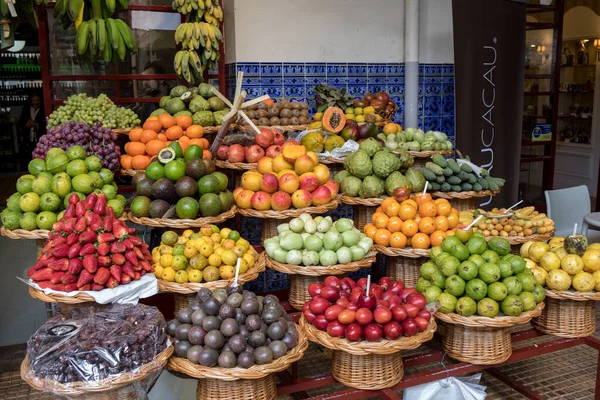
241,298,259,315
245,314,262,332
201,297,221,316
197,288,212,302
175,324,192,341
187,345,204,364
248,331,266,348
270,117,281,126
202,316,221,332
291,109,300,118
258,117,270,126
290,102,301,110
300,102,309,110
219,303,236,319
280,117,290,125
267,322,285,340
204,330,225,350
246,110,256,119
178,308,193,324
279,100,290,108
269,340,288,359
237,351,255,368
255,109,267,119
191,310,206,326
235,308,247,324
218,351,237,368
280,109,292,118
220,318,239,337
256,102,268,110
300,109,309,117
268,107,280,117
289,117,300,125
188,326,207,345
250,119,259,126
199,348,219,367
227,293,243,308
254,346,274,365
229,334,247,354
175,340,192,358
299,116,310,125
166,319,181,336
281,332,298,350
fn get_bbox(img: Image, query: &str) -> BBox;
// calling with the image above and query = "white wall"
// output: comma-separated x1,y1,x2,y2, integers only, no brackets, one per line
224,0,454,64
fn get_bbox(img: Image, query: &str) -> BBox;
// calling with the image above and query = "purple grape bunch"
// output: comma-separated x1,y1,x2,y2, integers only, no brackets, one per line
33,121,122,171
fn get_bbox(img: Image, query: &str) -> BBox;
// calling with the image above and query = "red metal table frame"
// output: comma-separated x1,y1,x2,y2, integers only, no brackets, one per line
274,313,600,400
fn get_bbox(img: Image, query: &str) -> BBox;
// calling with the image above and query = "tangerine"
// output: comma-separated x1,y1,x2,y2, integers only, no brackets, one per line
176,115,193,130
446,229,456,236
158,114,176,129
373,229,391,246
198,138,209,150
390,232,407,248
381,198,396,212
414,192,433,206
373,213,389,230
146,116,159,121
178,136,190,152
418,217,436,234
387,216,403,233
375,206,383,214
398,203,417,220
142,119,162,133
145,139,167,156
202,150,212,159
157,133,168,141
140,130,158,144
129,128,143,142
434,215,449,231
412,232,431,249
401,219,418,237
447,212,459,229
418,202,437,218
403,199,418,209
165,125,184,140
120,154,133,169
126,141,146,156
435,200,452,216
131,155,151,170
186,124,204,139
385,201,401,217
430,230,446,247
364,223,377,238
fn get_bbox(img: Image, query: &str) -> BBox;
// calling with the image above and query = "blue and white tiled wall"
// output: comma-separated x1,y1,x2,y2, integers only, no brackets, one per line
226,62,455,292
225,62,455,142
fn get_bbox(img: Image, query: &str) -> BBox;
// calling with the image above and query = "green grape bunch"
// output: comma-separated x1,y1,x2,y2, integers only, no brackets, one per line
47,94,141,129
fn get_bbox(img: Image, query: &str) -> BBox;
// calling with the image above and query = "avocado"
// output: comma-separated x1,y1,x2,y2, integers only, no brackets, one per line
176,176,198,198
158,147,176,164
136,178,154,197
149,199,171,218
185,159,207,180
151,178,178,204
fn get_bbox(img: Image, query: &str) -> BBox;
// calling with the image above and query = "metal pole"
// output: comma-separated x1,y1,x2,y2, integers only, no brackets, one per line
404,0,419,128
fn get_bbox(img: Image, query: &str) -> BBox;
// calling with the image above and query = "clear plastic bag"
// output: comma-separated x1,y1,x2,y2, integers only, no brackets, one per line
288,129,359,158
24,303,168,396
404,373,487,400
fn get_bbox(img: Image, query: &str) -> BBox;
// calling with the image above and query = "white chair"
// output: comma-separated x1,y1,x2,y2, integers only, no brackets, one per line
545,185,600,243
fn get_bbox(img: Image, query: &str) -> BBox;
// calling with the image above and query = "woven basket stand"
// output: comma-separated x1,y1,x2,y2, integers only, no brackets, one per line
531,290,600,338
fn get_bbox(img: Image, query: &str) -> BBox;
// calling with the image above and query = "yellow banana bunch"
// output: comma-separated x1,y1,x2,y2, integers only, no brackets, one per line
174,50,207,84
173,21,221,82
172,0,222,25
74,17,135,63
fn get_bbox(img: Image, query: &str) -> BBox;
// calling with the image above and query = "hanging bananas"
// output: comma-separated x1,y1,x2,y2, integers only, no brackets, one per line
172,0,222,25
52,0,135,63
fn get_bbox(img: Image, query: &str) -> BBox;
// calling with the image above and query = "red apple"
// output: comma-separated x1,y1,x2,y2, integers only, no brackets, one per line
227,144,245,163
417,310,431,321
388,295,402,307
364,323,383,342
255,128,274,148
303,309,316,323
265,145,282,158
342,277,356,289
309,297,330,315
313,315,329,331
383,321,402,340
217,145,229,160
324,276,341,288
345,323,363,342
308,283,323,298
320,286,340,302
338,309,356,325
414,317,429,332
245,144,265,163
272,130,285,146
347,301,359,311
355,308,374,326
391,305,408,322
336,297,350,308
402,318,418,336
357,277,368,288
324,305,344,321
358,294,376,310
399,288,418,302
327,321,346,338
374,306,392,325
406,293,427,310
404,303,420,319
389,281,405,294
378,277,393,290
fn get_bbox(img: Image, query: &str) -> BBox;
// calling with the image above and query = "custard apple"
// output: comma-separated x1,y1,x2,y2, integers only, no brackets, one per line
359,175,385,198
358,137,383,157
343,149,372,179
340,176,362,197
372,150,401,179
192,111,215,127
189,96,210,113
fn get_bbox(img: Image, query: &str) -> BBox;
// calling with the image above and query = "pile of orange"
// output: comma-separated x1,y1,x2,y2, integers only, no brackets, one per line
363,194,459,249
120,114,211,170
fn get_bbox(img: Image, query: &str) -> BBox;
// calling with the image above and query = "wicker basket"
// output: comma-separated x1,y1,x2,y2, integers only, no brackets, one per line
21,345,173,399
214,160,257,171
434,302,544,365
168,324,307,400
431,190,500,211
235,124,309,133
119,169,144,177
124,206,237,229
28,286,96,306
300,316,435,390
0,226,49,240
112,128,135,135
265,254,376,310
386,256,426,288
338,196,381,231
532,290,600,338
318,156,346,165
236,198,340,220
262,218,290,242
376,105,399,122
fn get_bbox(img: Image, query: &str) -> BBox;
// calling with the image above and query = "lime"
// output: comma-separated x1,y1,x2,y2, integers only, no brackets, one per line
184,144,203,162
66,145,86,161
31,176,52,196
221,249,237,266
39,193,62,212
173,244,185,256
175,197,199,219
52,176,72,198
63,192,85,208
16,175,35,194
199,193,222,217
107,199,125,217
197,175,218,195
20,212,38,230
211,171,228,192
7,193,22,212
20,193,40,213
88,171,104,190
72,174,95,194
1,209,21,230
100,184,117,200
36,211,57,230
28,159,46,176
171,255,188,271
161,231,179,246
66,159,88,177
164,160,186,182
146,162,165,181
99,168,114,185
228,230,241,241
85,156,103,172
130,196,151,217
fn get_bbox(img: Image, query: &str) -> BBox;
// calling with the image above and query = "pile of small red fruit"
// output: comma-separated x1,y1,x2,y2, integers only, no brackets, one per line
216,128,288,163
302,276,432,342
26,193,154,292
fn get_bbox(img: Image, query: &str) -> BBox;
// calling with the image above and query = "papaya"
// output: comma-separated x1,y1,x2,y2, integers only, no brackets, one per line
301,132,325,153
322,106,347,133
324,135,345,152
282,145,307,164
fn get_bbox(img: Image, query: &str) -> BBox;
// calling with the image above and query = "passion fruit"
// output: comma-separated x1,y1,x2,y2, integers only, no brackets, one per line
201,316,221,332
269,340,288,359
254,346,274,365
236,351,255,368
175,323,192,341
174,340,192,358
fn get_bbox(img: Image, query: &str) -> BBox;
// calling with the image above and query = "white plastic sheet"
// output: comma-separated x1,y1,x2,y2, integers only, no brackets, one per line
404,373,487,400
288,129,359,159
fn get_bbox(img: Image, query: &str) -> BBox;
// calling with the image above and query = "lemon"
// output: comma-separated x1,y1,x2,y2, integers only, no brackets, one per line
160,254,173,268
161,231,178,246
159,245,173,255
203,265,220,282
548,237,565,250
214,247,225,257
243,253,255,268
220,227,232,238
355,115,365,123
154,265,164,279
589,243,600,251
162,267,176,282
171,255,189,271
193,238,205,251
152,251,161,264
582,249,600,272
190,233,201,240
222,239,235,250
539,251,561,272
520,241,535,259
177,236,188,245
546,269,571,291
232,246,244,258
221,250,237,266
528,242,550,263
203,236,213,246
175,270,189,283
173,244,185,256
553,246,568,260
363,106,375,115
572,271,595,292
354,107,363,115
190,254,208,270
182,229,194,238
188,269,202,283
219,265,235,279
593,271,600,291
561,254,584,275
211,233,222,243
184,244,198,258
208,253,221,267
237,238,250,251
530,266,547,286
238,258,249,273
199,243,214,257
